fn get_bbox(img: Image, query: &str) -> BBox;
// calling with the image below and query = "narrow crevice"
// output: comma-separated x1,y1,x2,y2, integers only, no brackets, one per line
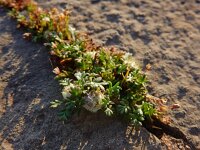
142,117,196,149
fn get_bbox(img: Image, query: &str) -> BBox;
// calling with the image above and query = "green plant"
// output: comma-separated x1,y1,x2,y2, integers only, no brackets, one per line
0,0,169,126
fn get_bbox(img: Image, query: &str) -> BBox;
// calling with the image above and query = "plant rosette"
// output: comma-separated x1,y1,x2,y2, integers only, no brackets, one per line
0,0,170,127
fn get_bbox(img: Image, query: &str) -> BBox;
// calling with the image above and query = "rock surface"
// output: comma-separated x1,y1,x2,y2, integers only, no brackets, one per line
1,0,200,149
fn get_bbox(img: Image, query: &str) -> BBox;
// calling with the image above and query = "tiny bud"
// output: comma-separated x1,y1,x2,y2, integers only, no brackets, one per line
50,50,56,55
23,32,31,39
53,67,60,75
51,42,57,49
146,64,151,71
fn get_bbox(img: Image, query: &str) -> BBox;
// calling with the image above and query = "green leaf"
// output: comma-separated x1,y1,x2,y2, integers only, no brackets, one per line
107,81,122,96
141,102,155,117
102,98,110,107
50,100,62,108
105,107,113,116
117,100,131,114
117,64,127,74
58,109,71,120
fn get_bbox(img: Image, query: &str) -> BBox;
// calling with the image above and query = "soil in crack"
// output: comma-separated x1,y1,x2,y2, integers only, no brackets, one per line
143,117,196,150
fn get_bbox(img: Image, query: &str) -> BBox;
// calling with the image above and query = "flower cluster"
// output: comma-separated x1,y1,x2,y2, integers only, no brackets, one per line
49,36,156,126
0,0,168,126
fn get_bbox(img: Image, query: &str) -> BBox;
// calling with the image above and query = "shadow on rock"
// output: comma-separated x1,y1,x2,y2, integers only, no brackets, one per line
0,8,164,150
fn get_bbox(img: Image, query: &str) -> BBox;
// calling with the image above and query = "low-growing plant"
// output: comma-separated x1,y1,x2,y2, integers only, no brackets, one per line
0,0,170,127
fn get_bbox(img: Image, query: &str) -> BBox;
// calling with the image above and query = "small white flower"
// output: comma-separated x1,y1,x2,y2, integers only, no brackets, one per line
122,53,138,69
69,25,76,41
62,91,71,99
85,51,96,59
61,83,75,99
83,91,104,112
42,17,50,22
75,57,82,63
126,74,134,82
74,72,83,80
73,45,80,51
